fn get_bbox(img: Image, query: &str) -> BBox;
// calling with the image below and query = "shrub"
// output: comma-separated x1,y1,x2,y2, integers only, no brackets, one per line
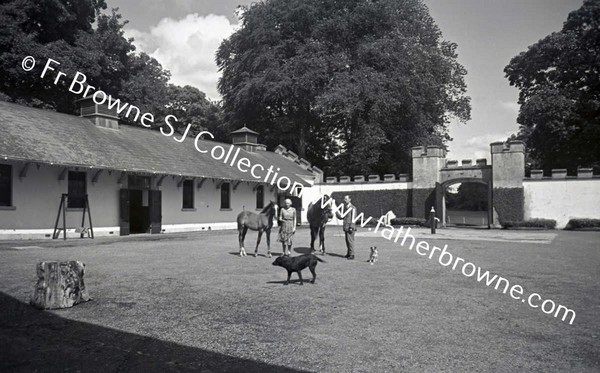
565,218,600,230
501,219,556,230
390,217,427,227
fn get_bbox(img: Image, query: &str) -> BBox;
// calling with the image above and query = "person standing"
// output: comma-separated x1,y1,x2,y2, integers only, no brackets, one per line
278,198,296,256
336,195,356,259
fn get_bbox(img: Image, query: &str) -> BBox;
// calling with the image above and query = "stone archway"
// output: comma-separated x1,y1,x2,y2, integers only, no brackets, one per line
436,177,492,228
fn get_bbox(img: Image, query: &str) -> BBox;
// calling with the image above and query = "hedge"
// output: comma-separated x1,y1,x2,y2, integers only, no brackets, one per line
411,188,435,219
564,218,600,230
493,188,524,223
501,219,556,229
390,217,428,227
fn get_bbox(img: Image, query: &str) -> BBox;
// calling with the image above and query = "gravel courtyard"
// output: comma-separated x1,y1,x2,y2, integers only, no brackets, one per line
0,227,598,372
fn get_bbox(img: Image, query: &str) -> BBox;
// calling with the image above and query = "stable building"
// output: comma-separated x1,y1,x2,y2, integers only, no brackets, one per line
0,100,322,239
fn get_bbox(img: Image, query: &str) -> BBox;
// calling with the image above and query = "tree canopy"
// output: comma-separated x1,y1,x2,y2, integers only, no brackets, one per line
0,0,223,138
505,0,600,173
217,0,471,175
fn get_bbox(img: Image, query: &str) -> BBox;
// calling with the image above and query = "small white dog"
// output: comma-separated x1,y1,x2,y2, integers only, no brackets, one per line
367,246,378,265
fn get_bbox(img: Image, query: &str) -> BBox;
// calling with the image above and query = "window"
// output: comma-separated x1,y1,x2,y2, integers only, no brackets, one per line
256,185,264,209
220,182,230,209
68,171,86,208
0,164,11,206
182,179,194,209
128,175,150,190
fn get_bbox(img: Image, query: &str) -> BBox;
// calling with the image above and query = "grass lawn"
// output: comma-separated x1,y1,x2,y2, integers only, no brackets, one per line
0,227,598,372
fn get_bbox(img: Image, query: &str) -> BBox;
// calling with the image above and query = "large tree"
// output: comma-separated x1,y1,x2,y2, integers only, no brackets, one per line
217,0,470,175
505,0,600,173
164,84,227,140
0,0,219,135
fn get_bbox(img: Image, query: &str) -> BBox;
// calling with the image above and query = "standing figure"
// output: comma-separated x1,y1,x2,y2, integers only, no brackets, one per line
336,195,356,260
278,198,296,256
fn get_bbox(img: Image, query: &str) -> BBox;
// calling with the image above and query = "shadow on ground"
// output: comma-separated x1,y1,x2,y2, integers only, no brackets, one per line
266,279,314,285
228,252,281,257
293,247,312,254
325,252,346,258
0,292,309,373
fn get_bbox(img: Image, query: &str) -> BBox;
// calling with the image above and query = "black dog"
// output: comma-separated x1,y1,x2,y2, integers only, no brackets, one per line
272,254,325,285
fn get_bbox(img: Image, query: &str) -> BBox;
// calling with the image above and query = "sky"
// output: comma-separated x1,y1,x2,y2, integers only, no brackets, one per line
112,0,584,162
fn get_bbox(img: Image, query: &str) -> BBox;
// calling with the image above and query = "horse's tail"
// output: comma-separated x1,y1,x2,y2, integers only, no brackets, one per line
236,211,246,229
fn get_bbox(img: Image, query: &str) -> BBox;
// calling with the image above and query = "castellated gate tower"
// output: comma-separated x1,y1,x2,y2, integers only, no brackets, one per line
411,141,526,227
410,145,446,219
490,141,525,223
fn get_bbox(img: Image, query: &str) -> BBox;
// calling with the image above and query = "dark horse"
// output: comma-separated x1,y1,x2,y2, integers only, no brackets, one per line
236,201,277,257
307,195,334,255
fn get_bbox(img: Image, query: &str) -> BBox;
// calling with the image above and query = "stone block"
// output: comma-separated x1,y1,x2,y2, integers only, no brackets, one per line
398,174,410,182
326,176,337,183
530,169,543,179
339,176,351,183
296,158,312,170
274,145,287,155
31,261,91,309
311,166,323,175
411,146,426,158
476,158,487,166
461,159,472,166
368,175,380,182
284,150,298,162
383,174,396,181
577,168,593,179
551,169,567,179
446,160,458,168
353,175,365,182
426,146,445,157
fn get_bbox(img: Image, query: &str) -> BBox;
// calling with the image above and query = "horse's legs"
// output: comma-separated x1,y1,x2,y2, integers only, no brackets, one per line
240,226,248,256
238,228,244,256
254,229,263,257
309,225,317,252
266,229,272,258
319,226,326,255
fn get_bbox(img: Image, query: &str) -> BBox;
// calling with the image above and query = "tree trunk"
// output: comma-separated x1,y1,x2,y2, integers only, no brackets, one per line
297,120,307,159
30,261,92,309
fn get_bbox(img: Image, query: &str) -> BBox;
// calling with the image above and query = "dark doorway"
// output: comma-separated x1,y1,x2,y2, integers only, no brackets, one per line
119,176,162,236
129,189,150,234
437,180,491,228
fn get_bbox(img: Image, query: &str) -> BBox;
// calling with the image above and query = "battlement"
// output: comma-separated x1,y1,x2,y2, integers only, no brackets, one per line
490,140,525,154
445,158,488,168
324,174,411,184
274,144,323,180
527,168,597,180
411,145,446,158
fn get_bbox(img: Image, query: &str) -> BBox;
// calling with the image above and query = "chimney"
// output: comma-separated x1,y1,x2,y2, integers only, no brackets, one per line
230,125,264,152
77,96,119,129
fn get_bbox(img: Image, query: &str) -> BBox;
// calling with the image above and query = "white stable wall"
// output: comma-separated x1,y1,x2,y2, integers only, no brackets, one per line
523,179,600,228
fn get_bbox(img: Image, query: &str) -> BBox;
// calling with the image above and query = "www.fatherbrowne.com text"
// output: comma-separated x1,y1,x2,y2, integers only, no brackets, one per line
322,197,576,325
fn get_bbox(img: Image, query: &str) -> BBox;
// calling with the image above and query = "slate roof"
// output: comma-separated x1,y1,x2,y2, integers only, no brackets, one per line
0,101,313,186
230,126,259,135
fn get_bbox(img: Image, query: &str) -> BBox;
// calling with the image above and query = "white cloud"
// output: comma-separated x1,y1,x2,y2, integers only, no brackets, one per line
447,130,516,162
125,13,238,100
